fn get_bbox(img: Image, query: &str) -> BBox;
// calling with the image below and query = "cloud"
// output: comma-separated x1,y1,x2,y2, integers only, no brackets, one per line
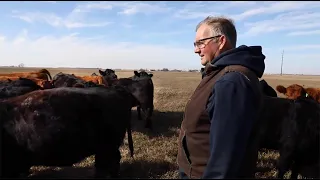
281,44,320,51
287,30,320,36
117,2,171,15
2,2,319,75
173,1,320,40
121,23,134,29
172,1,261,20
141,31,188,38
11,11,112,29
72,2,113,13
233,2,320,21
0,35,5,42
72,1,171,16
11,2,171,29
0,30,196,70
262,44,320,75
241,11,320,37
39,1,57,4
173,2,220,20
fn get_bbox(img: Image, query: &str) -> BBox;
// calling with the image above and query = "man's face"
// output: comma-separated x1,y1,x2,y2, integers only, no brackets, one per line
194,24,221,66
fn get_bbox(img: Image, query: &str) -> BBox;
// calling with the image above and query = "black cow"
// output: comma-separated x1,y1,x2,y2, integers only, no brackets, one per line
98,69,118,86
258,97,292,150
130,70,154,129
98,69,155,129
277,97,319,179
259,79,277,97
52,72,102,88
258,96,320,178
131,70,153,80
0,77,43,99
0,85,139,178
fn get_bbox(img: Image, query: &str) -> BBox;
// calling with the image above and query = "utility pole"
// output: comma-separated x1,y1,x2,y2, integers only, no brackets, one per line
280,50,284,76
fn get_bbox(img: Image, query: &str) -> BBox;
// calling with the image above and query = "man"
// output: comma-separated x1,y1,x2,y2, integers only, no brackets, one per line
177,16,266,178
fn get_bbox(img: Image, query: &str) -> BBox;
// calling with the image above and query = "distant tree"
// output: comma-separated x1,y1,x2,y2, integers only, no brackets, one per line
162,68,169,71
139,68,146,72
18,63,25,68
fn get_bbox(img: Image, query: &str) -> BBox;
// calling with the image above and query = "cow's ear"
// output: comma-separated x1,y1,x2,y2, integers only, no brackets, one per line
99,70,105,76
148,74,153,78
134,71,140,77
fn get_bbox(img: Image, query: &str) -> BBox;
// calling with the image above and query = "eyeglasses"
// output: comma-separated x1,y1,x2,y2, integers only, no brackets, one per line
193,35,222,49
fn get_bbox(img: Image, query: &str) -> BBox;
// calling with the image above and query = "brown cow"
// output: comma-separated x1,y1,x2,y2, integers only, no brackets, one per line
67,70,117,87
0,76,53,89
75,75,105,85
276,84,320,103
0,69,52,81
304,87,320,103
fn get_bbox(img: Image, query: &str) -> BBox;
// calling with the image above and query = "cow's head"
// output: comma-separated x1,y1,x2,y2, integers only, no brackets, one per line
276,84,307,99
98,69,118,86
132,71,153,80
115,78,153,108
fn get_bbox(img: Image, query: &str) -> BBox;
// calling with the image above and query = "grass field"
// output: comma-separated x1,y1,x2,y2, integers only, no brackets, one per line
1,67,320,179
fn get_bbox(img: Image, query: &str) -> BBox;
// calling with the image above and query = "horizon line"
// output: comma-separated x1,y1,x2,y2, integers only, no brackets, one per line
0,66,319,76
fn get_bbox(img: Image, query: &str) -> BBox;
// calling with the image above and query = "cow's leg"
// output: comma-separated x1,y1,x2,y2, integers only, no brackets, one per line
277,157,290,179
95,144,121,178
290,162,299,179
137,106,142,120
1,142,31,178
277,145,295,179
2,162,30,178
144,105,154,130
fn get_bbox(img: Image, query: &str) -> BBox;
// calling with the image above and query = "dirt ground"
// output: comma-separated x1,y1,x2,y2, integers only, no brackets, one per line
1,67,319,179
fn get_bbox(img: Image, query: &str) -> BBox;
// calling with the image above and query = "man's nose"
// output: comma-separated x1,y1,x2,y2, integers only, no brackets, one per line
194,46,200,54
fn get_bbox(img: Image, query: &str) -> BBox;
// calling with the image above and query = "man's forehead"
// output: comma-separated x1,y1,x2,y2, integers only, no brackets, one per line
195,25,211,41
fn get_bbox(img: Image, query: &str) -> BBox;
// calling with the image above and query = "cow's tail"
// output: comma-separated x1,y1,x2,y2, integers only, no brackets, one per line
127,112,134,158
38,69,52,81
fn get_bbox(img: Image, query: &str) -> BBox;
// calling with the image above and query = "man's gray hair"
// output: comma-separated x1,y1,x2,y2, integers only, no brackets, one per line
196,16,237,48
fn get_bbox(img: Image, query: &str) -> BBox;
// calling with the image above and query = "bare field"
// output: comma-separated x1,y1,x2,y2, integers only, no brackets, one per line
1,67,320,179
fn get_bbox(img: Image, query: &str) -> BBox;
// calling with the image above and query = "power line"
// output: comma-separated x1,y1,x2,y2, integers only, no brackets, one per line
280,50,284,76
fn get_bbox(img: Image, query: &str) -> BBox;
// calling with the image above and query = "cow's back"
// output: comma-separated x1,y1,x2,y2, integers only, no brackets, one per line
0,78,42,99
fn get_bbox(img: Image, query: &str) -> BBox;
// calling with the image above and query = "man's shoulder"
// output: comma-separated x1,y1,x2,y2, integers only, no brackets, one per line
216,65,259,86
216,70,251,87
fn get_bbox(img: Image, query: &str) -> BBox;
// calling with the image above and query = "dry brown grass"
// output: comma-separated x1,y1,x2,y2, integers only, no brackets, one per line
1,67,320,179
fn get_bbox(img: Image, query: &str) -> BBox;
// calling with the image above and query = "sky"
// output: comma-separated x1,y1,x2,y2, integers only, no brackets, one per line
0,1,319,75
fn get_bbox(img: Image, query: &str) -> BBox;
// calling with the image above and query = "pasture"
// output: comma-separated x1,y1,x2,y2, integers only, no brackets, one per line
1,67,320,179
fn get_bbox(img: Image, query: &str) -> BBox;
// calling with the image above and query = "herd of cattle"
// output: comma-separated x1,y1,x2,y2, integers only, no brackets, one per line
0,68,319,178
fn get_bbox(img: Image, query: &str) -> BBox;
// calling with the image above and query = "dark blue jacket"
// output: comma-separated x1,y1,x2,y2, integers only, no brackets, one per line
202,45,266,178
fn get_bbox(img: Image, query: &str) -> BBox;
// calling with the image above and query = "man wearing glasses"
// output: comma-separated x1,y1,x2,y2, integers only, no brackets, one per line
177,16,266,178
